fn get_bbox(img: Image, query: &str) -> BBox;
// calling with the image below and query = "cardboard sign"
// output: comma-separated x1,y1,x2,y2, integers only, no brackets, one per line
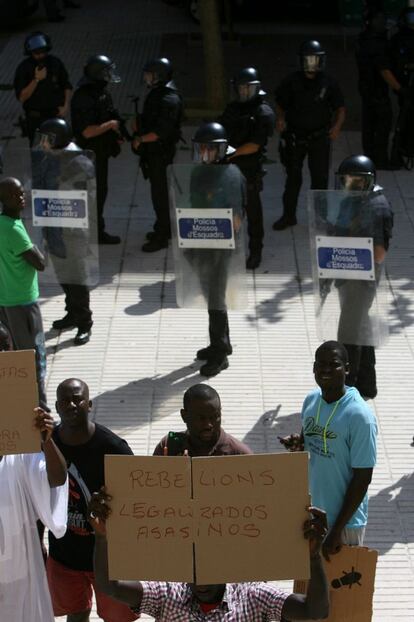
105,453,310,583
0,350,40,455
32,189,88,228
176,208,235,249
294,546,378,622
316,236,375,281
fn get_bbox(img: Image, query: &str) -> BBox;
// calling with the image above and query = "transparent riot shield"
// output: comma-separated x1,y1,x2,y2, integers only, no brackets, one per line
169,163,247,310
1,146,98,286
308,190,389,347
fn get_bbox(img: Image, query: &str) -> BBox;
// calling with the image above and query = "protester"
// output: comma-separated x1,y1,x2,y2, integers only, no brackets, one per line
88,489,329,621
0,177,48,409
0,408,68,622
45,378,138,622
153,384,252,456
280,340,377,559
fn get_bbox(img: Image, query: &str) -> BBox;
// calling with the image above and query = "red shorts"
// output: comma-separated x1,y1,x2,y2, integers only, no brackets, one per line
46,556,139,621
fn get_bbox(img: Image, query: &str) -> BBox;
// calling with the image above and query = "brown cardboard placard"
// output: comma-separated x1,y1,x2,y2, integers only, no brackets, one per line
294,545,378,622
0,350,40,455
192,453,310,584
105,453,310,583
105,455,194,582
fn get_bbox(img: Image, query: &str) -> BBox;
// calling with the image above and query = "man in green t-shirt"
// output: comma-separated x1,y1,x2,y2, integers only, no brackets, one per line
0,177,48,408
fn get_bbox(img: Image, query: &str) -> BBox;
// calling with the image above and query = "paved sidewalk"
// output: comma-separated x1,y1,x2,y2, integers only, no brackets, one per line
0,1,413,620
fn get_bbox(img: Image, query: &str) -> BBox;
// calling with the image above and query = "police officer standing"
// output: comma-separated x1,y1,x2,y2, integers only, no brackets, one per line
71,55,123,244
34,118,94,345
132,58,183,253
356,8,402,169
273,40,345,231
14,32,72,146
220,67,274,269
389,7,414,166
335,155,393,399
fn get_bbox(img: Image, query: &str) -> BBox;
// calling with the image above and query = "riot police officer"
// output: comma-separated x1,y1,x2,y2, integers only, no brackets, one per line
14,32,72,146
335,155,393,398
356,8,402,169
132,57,183,252
273,40,345,230
33,117,94,346
389,7,414,167
71,54,123,244
189,122,242,376
220,67,274,269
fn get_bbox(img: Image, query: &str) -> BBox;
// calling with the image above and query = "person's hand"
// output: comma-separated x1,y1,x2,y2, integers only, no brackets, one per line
322,527,342,561
304,506,328,559
276,117,286,133
329,125,341,140
88,486,111,536
233,214,242,233
132,136,141,150
34,407,55,443
278,433,304,452
109,119,120,132
57,105,68,118
35,66,47,82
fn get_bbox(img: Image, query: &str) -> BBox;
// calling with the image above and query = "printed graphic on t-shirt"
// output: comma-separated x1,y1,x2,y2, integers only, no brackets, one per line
67,462,92,537
304,415,337,459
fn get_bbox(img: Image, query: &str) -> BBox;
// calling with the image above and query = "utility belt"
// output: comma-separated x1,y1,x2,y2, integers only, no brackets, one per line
26,108,58,119
284,126,329,146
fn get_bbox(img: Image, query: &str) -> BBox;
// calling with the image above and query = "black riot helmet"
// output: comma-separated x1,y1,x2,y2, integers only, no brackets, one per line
231,67,262,102
84,55,121,84
192,122,228,164
143,57,173,87
34,118,72,150
24,31,51,55
336,155,376,191
299,40,326,73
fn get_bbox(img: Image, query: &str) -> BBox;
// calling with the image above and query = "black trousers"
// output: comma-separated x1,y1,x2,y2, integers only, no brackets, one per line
95,152,109,235
244,173,264,253
337,280,378,398
361,96,392,167
194,250,232,361
61,283,93,331
281,132,330,219
344,344,377,399
147,152,173,240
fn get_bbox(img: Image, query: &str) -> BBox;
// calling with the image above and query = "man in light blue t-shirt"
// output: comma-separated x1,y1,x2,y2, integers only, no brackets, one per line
280,340,377,560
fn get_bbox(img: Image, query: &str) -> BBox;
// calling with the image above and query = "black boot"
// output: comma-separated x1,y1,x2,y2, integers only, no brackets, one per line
200,356,229,377
272,215,297,231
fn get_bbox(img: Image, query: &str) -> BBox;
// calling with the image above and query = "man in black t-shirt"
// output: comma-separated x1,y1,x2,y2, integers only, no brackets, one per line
273,40,345,230
14,32,72,146
46,378,138,622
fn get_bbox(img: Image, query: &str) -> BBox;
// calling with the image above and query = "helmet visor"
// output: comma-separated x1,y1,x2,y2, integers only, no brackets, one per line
336,173,374,192
32,130,55,150
237,83,260,102
192,142,227,164
302,54,324,73
27,34,48,53
103,63,121,84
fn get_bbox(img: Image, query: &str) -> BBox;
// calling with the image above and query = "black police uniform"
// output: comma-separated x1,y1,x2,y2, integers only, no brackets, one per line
14,55,72,145
138,81,183,242
335,187,393,398
275,71,344,221
33,145,94,333
390,25,414,89
71,80,121,236
356,29,392,168
220,94,274,254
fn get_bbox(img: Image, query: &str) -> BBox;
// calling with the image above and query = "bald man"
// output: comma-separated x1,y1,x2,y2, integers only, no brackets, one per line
153,384,252,456
0,177,48,408
46,378,138,622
